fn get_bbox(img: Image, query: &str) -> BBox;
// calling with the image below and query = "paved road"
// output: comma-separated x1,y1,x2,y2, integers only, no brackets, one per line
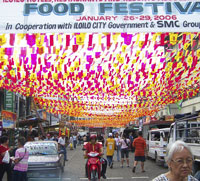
3,145,167,181
62,145,167,181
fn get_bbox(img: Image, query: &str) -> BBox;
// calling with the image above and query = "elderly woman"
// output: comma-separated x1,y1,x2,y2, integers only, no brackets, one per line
153,140,198,181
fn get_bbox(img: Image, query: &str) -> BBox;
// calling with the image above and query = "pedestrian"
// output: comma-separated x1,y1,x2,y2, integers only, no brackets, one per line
69,135,73,150
12,137,29,181
114,132,121,162
44,134,53,141
52,134,58,142
152,140,198,181
105,133,116,168
0,136,12,181
119,134,130,168
129,132,134,152
58,133,68,161
83,135,87,142
97,133,104,147
132,131,146,173
72,134,77,149
77,134,81,145
86,132,90,142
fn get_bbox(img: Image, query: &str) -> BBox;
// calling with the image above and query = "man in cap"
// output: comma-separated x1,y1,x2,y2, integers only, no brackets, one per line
105,133,116,168
84,134,107,179
58,133,68,161
44,133,53,141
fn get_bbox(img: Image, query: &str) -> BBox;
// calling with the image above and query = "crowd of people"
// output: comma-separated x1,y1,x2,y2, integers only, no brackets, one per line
84,131,199,181
1,130,199,181
0,131,78,181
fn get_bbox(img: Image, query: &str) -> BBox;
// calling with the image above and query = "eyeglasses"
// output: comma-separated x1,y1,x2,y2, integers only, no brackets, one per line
171,158,193,165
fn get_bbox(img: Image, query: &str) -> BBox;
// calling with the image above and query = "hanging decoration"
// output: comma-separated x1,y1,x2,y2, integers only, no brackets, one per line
0,32,200,127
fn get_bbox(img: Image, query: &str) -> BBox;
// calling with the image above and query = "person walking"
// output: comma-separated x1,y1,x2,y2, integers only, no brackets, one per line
72,134,77,149
132,131,146,173
97,133,105,147
0,136,12,181
119,134,130,168
114,132,121,162
105,133,116,168
58,133,68,161
44,134,53,141
12,137,29,181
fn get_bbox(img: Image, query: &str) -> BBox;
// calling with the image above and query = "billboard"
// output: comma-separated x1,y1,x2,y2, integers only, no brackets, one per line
1,110,17,128
0,1,200,33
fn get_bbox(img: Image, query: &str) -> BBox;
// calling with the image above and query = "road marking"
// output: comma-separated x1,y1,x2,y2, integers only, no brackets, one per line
62,178,71,180
107,177,124,179
132,177,149,179
80,178,88,180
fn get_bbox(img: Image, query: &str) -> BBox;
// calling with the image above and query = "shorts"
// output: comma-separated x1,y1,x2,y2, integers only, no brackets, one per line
135,156,146,162
121,148,129,158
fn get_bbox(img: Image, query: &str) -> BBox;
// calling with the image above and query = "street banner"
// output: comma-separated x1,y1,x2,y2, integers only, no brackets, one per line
0,0,200,33
1,110,17,129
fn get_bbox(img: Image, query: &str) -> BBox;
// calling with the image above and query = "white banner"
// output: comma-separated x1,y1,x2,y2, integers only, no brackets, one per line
0,0,200,33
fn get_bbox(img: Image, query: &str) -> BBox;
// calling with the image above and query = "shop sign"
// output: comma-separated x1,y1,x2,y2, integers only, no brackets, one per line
59,121,65,128
1,1,200,33
1,110,17,128
4,90,14,112
165,115,174,122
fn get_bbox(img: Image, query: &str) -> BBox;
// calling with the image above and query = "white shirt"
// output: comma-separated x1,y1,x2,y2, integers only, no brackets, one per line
120,138,130,149
73,136,77,141
58,137,65,146
115,136,121,146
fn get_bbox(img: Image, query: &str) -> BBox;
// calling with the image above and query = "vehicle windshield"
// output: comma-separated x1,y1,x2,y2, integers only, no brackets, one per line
25,142,58,155
176,121,200,143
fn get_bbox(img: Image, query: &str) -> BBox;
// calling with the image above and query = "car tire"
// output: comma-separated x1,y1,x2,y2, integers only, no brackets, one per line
155,152,158,163
61,166,64,173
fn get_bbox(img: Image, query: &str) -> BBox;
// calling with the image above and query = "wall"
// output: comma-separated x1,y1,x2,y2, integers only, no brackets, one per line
157,96,200,117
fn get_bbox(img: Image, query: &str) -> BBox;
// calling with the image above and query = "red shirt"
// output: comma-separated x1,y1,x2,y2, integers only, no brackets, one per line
133,137,146,157
0,145,9,164
84,142,102,153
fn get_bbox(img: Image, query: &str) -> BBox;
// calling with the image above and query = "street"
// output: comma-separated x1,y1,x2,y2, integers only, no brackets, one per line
62,145,167,181
3,144,167,181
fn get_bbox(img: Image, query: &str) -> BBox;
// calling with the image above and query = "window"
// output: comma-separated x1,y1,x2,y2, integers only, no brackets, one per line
163,131,169,141
151,132,160,141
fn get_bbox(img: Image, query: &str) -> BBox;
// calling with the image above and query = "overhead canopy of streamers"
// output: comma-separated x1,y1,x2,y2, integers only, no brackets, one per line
0,32,200,127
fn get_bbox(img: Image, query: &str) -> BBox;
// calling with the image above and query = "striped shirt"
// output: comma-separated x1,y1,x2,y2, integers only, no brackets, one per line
14,147,29,172
152,174,198,181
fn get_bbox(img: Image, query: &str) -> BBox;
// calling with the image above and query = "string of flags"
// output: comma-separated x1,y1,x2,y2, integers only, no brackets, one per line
0,32,200,127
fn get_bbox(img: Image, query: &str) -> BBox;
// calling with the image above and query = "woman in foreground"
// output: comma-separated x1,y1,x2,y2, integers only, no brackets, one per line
153,140,198,181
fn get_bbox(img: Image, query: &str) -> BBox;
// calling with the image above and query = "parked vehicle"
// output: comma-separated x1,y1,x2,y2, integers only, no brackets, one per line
147,128,170,164
25,141,65,181
167,114,200,177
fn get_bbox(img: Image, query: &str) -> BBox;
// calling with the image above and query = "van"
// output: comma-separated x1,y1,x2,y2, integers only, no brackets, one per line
147,128,170,163
167,115,200,177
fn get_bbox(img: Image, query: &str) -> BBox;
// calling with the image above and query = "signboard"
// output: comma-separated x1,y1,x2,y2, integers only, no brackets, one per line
59,121,65,128
0,1,200,33
51,114,59,126
165,115,174,122
1,110,17,129
4,90,14,112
